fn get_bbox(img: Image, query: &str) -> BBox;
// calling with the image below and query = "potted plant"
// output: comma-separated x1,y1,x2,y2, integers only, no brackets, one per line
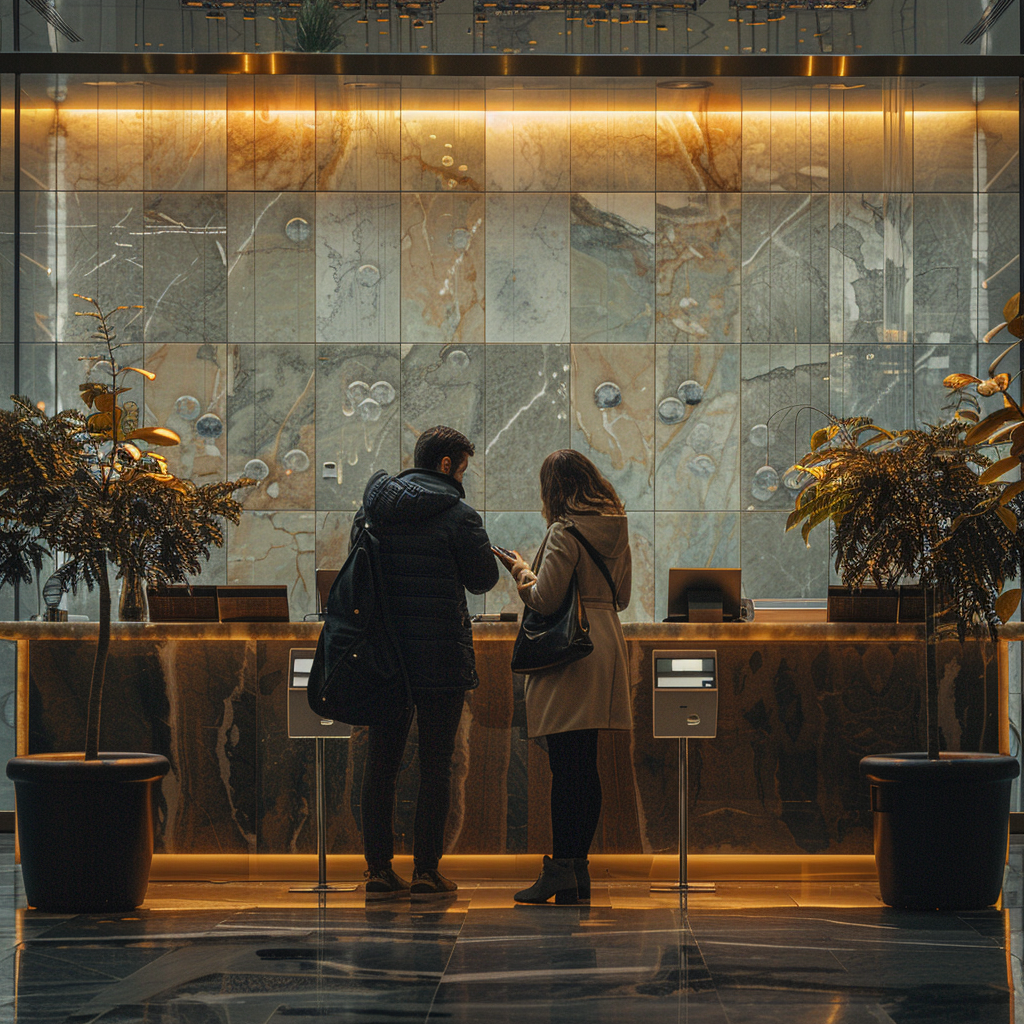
786,322,1024,909
0,295,252,913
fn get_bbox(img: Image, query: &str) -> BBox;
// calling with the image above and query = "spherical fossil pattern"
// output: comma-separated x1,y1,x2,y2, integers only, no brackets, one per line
594,382,622,409
677,380,704,406
195,413,224,440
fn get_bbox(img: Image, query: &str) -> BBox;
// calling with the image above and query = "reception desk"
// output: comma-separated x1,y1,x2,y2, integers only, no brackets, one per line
2,619,1008,880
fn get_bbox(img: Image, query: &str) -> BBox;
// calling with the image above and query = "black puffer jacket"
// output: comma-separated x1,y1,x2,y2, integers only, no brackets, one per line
351,469,500,691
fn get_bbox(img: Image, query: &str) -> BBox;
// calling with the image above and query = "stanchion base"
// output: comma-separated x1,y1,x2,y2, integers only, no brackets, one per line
288,884,359,893
650,882,717,893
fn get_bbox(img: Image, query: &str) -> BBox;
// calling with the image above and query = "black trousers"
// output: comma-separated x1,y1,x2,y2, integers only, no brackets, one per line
360,689,465,873
547,729,602,860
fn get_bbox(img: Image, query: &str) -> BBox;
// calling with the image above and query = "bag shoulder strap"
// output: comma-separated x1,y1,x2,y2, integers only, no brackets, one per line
565,525,618,609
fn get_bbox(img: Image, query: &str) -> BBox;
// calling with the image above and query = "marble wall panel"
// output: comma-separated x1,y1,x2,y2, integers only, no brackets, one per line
655,192,741,346
254,192,315,345
622,511,654,624
741,344,830,513
0,75,13,191
569,82,656,192
18,80,58,193
485,83,570,192
980,191,1020,335
401,192,486,346
653,512,740,621
483,511,549,616
0,344,10,404
315,510,356,577
16,344,56,413
914,343,978,428
914,110,977,194
141,191,227,349
654,344,740,513
834,107,887,195
400,82,485,192
18,192,56,348
27,638,257,854
571,343,654,511
570,193,655,345
0,195,10,351
655,100,741,193
251,77,317,193
912,192,977,345
316,343,402,512
143,341,229,485
400,343,485,509
226,77,256,192
144,76,227,192
740,86,833,194
743,192,830,349
315,193,401,348
226,192,256,352
226,511,317,622
831,193,887,346
484,192,569,346
315,77,401,192
741,510,829,600
96,86,145,192
229,344,316,510
979,107,1020,194
483,344,570,511
59,192,145,323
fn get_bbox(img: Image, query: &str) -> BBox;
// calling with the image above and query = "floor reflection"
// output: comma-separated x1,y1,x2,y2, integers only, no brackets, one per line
0,838,1020,1023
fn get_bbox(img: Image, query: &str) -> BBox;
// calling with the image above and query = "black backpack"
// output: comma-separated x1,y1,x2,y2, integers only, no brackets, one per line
306,522,412,726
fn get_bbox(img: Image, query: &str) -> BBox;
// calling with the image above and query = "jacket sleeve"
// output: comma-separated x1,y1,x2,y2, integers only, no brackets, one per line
519,524,578,616
452,505,501,595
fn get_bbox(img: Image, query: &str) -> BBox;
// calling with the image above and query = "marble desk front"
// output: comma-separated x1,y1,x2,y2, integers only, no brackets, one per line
1,621,1007,863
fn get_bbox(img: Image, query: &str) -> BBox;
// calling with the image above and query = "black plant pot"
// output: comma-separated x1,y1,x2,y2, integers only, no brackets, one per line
7,752,170,913
860,752,1019,911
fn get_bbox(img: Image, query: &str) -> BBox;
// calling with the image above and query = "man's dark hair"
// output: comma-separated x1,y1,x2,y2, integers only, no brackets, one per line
414,425,475,472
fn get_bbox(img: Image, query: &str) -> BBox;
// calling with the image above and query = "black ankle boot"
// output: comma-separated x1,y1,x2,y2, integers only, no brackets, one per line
573,858,591,902
514,856,578,905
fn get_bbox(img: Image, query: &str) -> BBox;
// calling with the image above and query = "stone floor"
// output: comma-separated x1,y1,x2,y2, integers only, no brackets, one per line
1,837,1022,1023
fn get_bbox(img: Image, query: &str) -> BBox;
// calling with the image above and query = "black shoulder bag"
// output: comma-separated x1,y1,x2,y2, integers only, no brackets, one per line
306,521,412,726
509,525,617,675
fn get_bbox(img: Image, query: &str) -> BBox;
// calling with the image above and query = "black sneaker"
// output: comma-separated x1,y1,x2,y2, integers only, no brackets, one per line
364,866,411,901
410,869,458,900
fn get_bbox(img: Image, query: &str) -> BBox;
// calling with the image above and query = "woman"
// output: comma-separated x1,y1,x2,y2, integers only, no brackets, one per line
494,450,632,905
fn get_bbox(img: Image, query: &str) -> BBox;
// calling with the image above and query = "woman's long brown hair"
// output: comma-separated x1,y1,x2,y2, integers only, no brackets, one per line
539,449,625,525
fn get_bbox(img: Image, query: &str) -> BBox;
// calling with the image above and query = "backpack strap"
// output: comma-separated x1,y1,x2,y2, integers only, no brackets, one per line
565,525,618,610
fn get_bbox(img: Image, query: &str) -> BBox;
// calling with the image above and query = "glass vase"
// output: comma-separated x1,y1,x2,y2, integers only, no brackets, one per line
118,573,148,622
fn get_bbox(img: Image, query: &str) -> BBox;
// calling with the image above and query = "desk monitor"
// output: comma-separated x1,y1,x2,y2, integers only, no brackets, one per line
216,585,290,623
666,568,742,623
148,585,219,622
315,569,339,617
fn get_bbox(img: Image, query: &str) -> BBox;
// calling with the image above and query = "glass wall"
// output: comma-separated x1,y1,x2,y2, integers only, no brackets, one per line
9,73,1018,628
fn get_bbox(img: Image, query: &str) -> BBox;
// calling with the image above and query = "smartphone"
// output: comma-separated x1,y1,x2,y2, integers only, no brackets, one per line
492,545,516,560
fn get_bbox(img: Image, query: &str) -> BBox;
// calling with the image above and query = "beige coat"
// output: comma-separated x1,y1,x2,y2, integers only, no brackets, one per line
518,514,632,738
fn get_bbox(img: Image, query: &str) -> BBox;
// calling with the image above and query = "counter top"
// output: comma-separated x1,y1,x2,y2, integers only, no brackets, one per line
1,619,1013,642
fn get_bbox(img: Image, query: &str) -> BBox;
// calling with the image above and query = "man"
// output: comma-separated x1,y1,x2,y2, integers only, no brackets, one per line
352,425,499,900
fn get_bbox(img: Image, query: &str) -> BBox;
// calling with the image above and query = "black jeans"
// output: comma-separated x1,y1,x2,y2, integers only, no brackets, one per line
361,689,465,873
547,729,602,860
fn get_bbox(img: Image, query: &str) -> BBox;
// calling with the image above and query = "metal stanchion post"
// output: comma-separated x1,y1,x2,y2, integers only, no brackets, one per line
290,737,357,894
651,738,715,894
